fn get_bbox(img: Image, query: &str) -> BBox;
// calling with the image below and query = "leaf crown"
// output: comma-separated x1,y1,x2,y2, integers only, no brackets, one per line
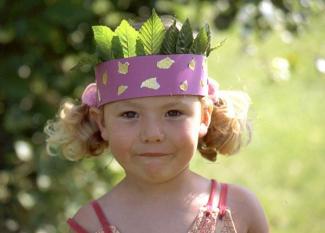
92,9,220,63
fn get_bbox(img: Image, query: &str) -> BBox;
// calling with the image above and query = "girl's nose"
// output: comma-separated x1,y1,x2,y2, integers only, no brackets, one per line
140,120,165,143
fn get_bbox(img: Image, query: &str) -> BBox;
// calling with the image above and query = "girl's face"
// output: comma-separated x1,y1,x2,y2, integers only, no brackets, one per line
96,96,211,183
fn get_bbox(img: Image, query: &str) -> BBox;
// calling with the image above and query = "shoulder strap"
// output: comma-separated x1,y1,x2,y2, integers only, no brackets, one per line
206,179,217,211
91,201,113,233
217,183,228,219
67,218,88,233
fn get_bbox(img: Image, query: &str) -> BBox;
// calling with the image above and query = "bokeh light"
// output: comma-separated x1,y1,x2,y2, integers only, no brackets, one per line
14,140,33,161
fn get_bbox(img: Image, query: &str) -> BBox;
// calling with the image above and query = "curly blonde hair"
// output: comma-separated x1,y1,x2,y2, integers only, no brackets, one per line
44,91,251,161
198,91,252,161
44,100,107,161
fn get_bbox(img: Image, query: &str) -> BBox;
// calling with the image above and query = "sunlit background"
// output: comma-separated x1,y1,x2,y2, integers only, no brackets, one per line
1,0,324,232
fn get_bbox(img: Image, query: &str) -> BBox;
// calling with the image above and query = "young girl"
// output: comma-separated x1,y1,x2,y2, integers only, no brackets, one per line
45,11,268,233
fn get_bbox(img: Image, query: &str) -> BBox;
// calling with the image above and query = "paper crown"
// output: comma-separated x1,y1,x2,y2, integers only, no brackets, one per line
83,9,220,106
95,54,208,106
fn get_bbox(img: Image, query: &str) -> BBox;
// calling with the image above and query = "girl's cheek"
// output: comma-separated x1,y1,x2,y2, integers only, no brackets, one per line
166,119,197,133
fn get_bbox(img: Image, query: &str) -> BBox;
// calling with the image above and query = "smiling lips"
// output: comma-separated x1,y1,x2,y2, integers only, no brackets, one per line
138,153,169,157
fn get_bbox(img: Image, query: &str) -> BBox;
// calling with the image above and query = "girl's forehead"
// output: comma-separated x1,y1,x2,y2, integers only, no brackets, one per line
105,95,200,109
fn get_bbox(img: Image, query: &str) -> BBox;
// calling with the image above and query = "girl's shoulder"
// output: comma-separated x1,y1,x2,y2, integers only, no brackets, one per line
71,190,113,232
226,183,269,233
71,200,100,232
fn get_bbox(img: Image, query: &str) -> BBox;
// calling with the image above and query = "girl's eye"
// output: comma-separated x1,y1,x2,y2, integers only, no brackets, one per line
166,110,183,117
120,111,138,119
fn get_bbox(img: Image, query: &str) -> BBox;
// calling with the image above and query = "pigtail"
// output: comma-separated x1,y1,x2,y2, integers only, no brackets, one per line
198,91,252,161
44,100,108,161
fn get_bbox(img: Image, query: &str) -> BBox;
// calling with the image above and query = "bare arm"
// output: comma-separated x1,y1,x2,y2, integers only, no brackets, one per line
246,191,269,233
228,184,269,233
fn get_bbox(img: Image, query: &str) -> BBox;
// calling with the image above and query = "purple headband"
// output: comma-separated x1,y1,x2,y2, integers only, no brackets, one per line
82,54,219,107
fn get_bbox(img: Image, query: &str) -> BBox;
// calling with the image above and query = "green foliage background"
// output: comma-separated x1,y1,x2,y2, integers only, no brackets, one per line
0,0,324,232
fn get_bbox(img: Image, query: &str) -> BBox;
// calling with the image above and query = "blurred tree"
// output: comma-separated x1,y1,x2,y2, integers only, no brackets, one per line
155,0,323,37
0,0,323,232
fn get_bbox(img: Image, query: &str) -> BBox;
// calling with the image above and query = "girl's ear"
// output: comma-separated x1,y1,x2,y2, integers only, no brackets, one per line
89,107,109,141
199,100,213,138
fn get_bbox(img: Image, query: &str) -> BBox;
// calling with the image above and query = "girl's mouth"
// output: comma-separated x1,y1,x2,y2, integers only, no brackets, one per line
138,153,169,157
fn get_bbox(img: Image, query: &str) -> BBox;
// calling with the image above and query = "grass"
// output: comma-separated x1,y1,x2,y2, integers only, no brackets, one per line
190,13,325,233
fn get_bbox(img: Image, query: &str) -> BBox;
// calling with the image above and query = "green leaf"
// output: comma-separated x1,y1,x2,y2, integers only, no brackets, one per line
139,9,166,55
111,36,124,59
160,20,179,54
176,19,193,54
136,38,146,56
207,38,226,56
115,20,138,57
70,53,99,72
92,25,114,60
205,24,211,56
190,26,209,55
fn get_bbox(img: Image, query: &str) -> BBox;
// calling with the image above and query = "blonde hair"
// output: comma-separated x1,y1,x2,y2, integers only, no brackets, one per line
198,91,252,161
44,91,251,161
44,100,107,161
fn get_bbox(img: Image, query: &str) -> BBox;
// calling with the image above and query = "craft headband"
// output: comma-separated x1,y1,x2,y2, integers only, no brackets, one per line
80,9,220,107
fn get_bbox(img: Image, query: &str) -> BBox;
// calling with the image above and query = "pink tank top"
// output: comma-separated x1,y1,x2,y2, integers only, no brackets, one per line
67,180,237,233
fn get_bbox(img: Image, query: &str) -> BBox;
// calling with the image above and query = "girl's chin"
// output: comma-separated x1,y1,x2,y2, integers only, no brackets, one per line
128,165,189,185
